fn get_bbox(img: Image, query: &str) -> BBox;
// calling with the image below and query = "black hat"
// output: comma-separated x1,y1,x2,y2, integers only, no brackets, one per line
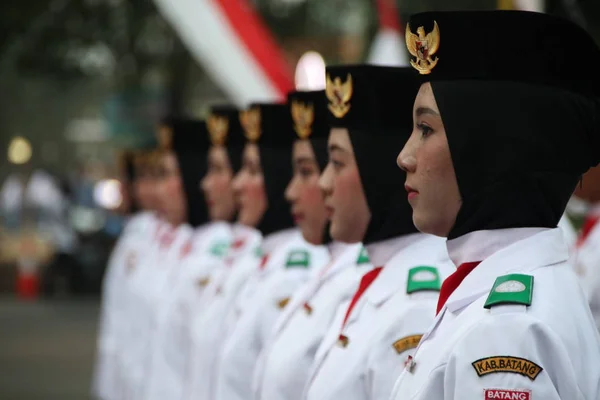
287,90,331,244
287,90,329,170
405,11,600,238
158,117,210,227
240,103,294,235
405,11,600,98
208,105,245,172
325,65,421,244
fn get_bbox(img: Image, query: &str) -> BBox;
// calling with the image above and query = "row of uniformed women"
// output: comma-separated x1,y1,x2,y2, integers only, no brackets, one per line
94,9,600,400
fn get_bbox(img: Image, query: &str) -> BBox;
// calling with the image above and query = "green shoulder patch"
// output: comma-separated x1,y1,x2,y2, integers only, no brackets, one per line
406,266,441,294
253,246,263,258
355,247,370,265
209,240,230,257
484,274,533,309
286,250,310,268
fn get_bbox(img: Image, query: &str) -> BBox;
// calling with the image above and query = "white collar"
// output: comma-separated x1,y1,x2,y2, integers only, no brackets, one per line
446,227,547,267
365,233,425,267
261,228,299,254
328,241,356,259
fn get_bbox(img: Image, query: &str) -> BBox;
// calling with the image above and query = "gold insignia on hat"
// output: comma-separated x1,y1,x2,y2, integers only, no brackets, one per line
291,100,314,139
326,73,353,118
157,125,173,149
239,107,261,142
406,21,440,75
207,114,229,146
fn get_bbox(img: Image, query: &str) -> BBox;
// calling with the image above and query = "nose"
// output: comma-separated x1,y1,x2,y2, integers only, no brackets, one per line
397,133,417,173
319,163,333,198
284,176,297,204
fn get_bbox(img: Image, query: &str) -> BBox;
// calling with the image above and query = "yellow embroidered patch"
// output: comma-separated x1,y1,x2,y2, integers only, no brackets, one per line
196,277,210,288
277,297,290,309
392,334,423,354
472,356,543,381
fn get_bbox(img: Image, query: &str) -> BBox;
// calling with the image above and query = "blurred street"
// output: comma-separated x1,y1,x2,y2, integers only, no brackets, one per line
0,297,99,400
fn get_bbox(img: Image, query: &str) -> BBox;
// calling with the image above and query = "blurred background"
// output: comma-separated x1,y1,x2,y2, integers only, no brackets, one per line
0,0,598,399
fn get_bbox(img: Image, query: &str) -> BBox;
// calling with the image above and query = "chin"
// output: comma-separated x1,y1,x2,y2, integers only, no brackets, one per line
413,213,449,238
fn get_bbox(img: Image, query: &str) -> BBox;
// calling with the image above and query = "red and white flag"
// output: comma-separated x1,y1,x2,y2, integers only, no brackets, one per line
367,0,408,67
153,0,294,106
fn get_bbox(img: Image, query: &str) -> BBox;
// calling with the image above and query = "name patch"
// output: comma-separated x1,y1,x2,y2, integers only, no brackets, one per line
484,389,531,400
472,356,542,381
392,334,423,354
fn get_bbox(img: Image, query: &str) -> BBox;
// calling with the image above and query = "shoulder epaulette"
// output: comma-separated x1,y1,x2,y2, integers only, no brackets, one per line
355,247,370,265
286,249,310,268
484,274,534,309
406,266,441,294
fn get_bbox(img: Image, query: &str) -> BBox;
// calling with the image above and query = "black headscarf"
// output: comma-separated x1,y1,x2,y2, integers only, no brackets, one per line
287,90,331,244
325,65,421,245
161,117,211,228
209,105,245,173
406,11,600,239
240,103,295,236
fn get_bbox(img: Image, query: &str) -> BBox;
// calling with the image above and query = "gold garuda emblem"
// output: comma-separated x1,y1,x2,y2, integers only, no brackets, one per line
291,100,314,139
207,114,229,146
326,73,353,118
239,107,261,142
406,21,440,75
157,125,173,149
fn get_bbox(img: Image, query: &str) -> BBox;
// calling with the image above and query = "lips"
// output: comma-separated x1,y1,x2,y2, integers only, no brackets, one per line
325,206,334,218
405,184,419,201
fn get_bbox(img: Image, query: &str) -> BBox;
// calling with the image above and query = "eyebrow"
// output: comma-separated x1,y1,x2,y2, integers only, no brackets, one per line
415,107,440,117
328,144,347,153
294,156,314,165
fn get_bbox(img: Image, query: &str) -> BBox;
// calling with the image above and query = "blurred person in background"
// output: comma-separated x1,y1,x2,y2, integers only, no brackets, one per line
212,103,330,400
142,117,234,400
93,147,160,400
118,119,200,400
185,105,255,400
252,90,372,400
304,65,454,400
573,164,600,331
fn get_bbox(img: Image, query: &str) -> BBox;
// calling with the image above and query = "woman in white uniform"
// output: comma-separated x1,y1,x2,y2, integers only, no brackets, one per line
184,105,257,400
121,118,200,399
213,103,329,400
392,10,600,400
142,116,237,400
304,65,454,400
253,90,372,400
93,147,160,400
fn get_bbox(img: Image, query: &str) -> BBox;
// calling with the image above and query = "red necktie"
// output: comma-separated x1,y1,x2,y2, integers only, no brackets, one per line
436,261,481,314
259,254,270,270
341,267,383,328
576,214,600,248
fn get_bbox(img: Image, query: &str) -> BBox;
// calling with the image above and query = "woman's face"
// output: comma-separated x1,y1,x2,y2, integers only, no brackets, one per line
156,152,187,226
232,143,268,227
201,146,237,222
285,140,328,245
397,82,462,237
319,128,370,243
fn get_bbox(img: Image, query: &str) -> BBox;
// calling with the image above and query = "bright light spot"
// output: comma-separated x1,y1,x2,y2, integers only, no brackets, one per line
94,179,122,209
8,136,32,165
295,51,326,91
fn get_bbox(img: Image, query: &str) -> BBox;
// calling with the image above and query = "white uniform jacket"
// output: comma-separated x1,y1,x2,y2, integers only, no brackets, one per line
142,221,232,400
253,242,373,400
213,229,330,400
120,223,193,400
573,205,600,331
305,233,453,400
184,224,263,400
390,228,600,400
92,211,157,400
